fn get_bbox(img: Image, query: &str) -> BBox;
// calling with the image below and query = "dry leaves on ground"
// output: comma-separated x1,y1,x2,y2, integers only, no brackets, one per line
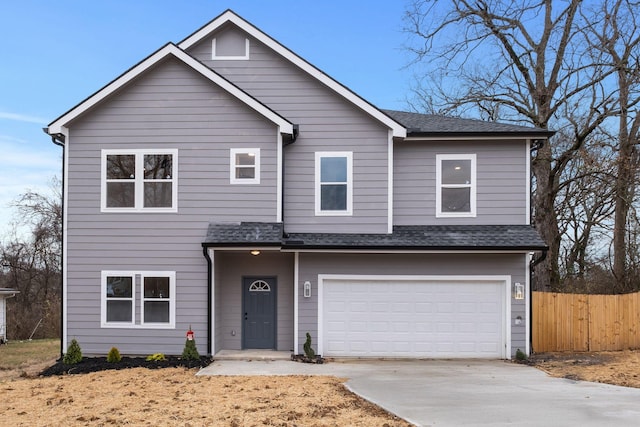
1,368,412,427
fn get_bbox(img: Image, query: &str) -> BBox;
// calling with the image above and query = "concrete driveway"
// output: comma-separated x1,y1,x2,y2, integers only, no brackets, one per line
198,359,640,426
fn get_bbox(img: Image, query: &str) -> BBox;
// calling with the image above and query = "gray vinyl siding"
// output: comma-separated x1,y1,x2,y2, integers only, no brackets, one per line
64,57,280,355
297,252,528,357
186,26,390,234
394,140,528,225
215,252,294,352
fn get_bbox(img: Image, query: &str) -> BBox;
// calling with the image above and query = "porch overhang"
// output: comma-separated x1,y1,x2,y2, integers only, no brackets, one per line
201,222,547,252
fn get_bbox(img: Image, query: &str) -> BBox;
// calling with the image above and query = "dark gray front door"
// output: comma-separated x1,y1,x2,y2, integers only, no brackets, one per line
242,277,276,349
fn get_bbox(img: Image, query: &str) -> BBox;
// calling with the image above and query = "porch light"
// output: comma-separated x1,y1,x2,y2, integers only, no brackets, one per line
514,282,525,300
303,281,312,298
250,250,261,256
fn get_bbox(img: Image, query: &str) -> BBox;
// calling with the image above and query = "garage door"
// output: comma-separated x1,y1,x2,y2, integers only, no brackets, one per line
320,277,507,358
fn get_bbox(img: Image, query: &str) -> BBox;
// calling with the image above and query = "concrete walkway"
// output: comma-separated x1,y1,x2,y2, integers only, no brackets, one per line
198,358,640,426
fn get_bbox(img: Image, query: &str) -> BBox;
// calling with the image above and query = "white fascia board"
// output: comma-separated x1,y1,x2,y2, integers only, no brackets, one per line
179,11,406,138
47,43,293,136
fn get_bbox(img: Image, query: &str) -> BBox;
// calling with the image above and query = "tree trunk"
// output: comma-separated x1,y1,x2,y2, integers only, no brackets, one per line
532,141,561,290
613,123,635,291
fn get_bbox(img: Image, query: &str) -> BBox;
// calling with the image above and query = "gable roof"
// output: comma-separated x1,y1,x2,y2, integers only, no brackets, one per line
179,9,407,138
47,43,294,136
202,222,547,251
383,110,554,139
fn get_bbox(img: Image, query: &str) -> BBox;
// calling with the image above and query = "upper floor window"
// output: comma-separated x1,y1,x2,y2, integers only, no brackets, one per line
230,148,260,184
436,154,476,217
102,271,176,329
102,149,178,212
315,152,353,216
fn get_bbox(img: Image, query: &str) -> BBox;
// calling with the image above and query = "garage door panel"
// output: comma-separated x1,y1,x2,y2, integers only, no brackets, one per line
322,279,505,358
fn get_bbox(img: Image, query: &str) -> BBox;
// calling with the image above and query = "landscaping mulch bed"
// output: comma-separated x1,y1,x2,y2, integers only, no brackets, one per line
40,355,211,376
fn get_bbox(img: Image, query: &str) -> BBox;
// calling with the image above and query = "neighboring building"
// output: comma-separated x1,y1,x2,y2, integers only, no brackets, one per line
0,288,19,343
46,10,550,359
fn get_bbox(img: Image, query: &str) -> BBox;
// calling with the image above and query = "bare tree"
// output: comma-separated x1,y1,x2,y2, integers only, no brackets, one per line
581,0,640,290
404,0,617,289
0,179,62,339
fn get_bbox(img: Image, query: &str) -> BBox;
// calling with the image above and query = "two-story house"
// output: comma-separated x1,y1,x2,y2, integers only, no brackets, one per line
46,10,550,359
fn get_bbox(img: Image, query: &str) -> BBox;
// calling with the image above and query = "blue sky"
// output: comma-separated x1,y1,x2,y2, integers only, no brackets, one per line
0,0,414,235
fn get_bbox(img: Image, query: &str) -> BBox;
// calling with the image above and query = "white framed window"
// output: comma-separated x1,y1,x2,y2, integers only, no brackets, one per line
104,274,135,325
101,271,176,329
101,149,178,212
315,151,353,216
212,36,250,60
436,154,477,217
230,148,260,184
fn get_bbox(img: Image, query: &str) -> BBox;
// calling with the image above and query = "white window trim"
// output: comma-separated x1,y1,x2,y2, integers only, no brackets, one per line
436,153,477,218
230,148,260,184
212,37,250,60
315,151,353,216
101,271,176,329
101,271,135,327
101,149,178,213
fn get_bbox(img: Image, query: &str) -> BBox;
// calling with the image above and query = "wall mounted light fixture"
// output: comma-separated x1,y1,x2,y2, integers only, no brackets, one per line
514,282,525,300
303,281,312,298
250,250,261,256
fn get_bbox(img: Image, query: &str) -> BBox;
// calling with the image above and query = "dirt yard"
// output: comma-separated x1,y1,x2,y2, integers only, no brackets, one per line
526,349,640,388
1,366,412,426
3,350,640,426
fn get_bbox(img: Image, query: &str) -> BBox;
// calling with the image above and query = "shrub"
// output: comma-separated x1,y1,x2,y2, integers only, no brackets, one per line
146,353,167,362
63,338,82,365
182,338,200,361
107,347,122,363
303,332,316,359
515,348,527,361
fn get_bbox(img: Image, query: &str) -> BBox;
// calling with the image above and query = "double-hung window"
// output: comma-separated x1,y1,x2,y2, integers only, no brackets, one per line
436,154,476,217
102,149,178,212
102,271,176,328
315,152,353,215
230,148,260,184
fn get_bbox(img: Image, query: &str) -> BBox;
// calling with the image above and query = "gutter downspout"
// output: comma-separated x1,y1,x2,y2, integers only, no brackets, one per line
281,125,298,240
202,246,213,356
47,129,66,359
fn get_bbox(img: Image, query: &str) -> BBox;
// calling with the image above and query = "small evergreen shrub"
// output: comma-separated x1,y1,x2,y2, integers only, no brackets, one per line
515,348,527,361
303,332,316,359
146,353,167,362
107,347,122,363
63,339,83,365
182,337,200,361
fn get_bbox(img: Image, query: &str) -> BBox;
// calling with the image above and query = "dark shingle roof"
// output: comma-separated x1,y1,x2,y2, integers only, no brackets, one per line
203,222,283,246
383,110,554,138
284,225,546,250
202,223,546,251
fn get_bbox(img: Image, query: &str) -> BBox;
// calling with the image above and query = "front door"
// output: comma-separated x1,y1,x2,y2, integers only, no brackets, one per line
242,277,276,349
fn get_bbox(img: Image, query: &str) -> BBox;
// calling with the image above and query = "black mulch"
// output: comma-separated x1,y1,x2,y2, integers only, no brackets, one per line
39,356,212,377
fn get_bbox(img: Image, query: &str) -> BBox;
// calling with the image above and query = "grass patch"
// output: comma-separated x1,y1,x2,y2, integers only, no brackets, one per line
0,339,60,370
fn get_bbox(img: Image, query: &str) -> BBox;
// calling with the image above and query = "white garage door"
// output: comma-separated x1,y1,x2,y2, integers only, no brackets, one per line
320,277,507,358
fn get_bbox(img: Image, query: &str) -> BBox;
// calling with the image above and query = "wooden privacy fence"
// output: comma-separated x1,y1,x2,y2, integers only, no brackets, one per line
533,291,640,352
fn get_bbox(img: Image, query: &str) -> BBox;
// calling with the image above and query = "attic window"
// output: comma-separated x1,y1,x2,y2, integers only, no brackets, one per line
212,33,250,60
